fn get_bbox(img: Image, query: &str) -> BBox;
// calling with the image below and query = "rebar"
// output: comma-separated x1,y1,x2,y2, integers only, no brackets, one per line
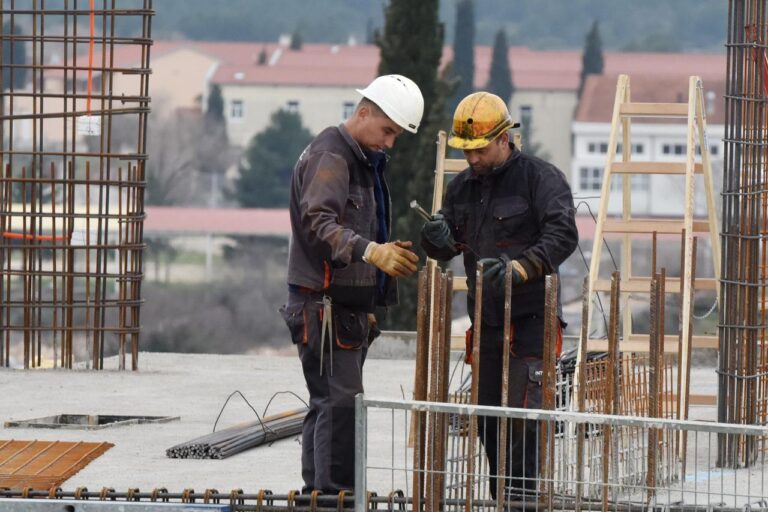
0,0,153,370
165,408,307,460
721,0,768,465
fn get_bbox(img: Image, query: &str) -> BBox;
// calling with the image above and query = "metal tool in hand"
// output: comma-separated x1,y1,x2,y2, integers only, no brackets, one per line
319,295,333,376
409,200,433,221
411,199,481,258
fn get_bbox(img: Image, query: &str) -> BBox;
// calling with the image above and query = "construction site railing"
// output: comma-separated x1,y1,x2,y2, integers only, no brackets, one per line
355,395,768,512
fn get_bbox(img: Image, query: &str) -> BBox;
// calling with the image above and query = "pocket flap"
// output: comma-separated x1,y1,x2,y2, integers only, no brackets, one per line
493,198,528,220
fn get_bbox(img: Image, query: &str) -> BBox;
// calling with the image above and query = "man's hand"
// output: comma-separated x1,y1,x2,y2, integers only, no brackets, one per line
478,255,528,293
366,241,419,277
421,213,455,250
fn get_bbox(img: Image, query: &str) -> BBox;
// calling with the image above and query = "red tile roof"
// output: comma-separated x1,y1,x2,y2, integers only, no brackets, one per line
575,73,726,124
144,206,290,236
101,40,727,94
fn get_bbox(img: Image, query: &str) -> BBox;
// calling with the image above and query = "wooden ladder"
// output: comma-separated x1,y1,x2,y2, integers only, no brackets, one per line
577,74,721,414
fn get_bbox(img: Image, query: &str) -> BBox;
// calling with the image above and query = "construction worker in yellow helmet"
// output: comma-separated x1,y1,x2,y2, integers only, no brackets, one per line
420,91,579,501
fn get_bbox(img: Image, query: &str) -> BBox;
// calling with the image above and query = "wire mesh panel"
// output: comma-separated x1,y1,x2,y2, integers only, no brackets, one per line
0,0,153,370
357,397,768,512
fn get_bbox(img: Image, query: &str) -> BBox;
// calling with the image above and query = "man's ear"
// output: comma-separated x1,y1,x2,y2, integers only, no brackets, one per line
356,105,370,121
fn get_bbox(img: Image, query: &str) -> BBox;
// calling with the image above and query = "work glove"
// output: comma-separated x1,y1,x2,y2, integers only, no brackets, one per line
366,240,419,277
420,213,456,250
478,254,529,295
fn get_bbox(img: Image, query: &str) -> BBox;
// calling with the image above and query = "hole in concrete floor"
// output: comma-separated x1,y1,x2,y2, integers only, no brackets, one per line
4,414,180,430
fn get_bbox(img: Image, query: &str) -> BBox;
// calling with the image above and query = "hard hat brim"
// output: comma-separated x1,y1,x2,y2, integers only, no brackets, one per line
447,135,492,150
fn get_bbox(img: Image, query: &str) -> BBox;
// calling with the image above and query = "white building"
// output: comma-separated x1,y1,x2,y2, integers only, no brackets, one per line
572,73,725,218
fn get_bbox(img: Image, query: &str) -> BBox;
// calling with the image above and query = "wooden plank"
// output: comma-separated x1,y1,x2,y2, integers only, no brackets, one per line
593,277,717,292
443,159,466,172
611,162,702,175
587,334,718,353
0,440,112,490
602,218,709,234
619,102,689,117
452,276,468,292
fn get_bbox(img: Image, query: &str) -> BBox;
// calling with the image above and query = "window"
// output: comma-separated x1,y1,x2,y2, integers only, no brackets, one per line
286,100,300,113
662,143,685,156
710,144,719,156
615,143,644,155
588,142,597,153
230,99,244,119
609,174,650,192
519,105,532,123
342,101,355,120
579,167,602,191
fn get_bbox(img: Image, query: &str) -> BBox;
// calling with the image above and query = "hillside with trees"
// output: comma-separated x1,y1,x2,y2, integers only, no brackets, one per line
151,0,726,53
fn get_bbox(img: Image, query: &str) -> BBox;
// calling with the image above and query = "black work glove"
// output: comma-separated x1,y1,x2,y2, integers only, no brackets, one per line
478,254,528,295
421,213,455,249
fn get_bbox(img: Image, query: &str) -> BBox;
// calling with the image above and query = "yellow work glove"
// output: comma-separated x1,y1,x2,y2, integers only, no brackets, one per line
365,241,419,277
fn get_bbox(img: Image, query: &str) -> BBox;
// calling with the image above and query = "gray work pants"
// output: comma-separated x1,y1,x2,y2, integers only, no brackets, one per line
281,293,369,493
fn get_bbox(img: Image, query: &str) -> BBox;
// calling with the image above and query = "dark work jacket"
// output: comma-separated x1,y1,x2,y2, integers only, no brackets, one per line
286,124,397,311
422,144,578,326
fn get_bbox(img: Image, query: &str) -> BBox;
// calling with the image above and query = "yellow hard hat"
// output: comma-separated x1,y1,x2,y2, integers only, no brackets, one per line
447,92,518,150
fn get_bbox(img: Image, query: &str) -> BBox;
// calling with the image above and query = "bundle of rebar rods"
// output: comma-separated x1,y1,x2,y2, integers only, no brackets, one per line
166,408,307,459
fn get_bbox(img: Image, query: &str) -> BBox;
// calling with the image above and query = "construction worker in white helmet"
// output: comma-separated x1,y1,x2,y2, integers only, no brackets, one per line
420,91,578,501
281,74,424,494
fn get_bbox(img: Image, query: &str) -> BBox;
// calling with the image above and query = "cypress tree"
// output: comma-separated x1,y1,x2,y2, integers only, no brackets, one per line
449,0,475,111
376,0,451,329
486,28,514,104
2,22,27,91
579,20,604,97
205,84,225,125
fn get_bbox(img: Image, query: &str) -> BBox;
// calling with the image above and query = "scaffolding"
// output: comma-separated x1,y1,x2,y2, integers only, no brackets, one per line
0,0,153,370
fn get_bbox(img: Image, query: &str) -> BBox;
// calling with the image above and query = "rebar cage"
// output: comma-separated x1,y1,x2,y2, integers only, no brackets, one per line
721,0,768,464
0,1,153,370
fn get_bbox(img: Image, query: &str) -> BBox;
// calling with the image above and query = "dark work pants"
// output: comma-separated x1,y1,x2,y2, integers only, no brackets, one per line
283,293,369,493
476,319,544,500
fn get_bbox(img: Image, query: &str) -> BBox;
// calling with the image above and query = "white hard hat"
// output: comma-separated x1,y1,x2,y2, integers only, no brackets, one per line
356,74,424,134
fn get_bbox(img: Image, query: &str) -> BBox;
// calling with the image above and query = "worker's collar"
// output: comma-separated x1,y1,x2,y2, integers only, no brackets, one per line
467,143,520,181
337,123,388,169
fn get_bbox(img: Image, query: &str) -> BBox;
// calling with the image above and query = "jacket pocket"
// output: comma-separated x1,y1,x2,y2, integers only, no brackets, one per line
492,197,529,236
333,303,369,350
345,192,373,233
525,358,543,409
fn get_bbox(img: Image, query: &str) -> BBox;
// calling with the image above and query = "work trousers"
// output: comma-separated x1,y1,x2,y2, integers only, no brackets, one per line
476,318,544,500
281,293,370,493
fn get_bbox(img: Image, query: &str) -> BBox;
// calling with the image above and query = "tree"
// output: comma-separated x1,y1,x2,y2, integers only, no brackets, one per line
519,108,550,161
146,110,203,206
449,0,475,112
290,29,303,50
234,109,313,208
486,28,514,105
579,20,604,97
2,22,27,91
199,84,230,206
376,0,451,329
